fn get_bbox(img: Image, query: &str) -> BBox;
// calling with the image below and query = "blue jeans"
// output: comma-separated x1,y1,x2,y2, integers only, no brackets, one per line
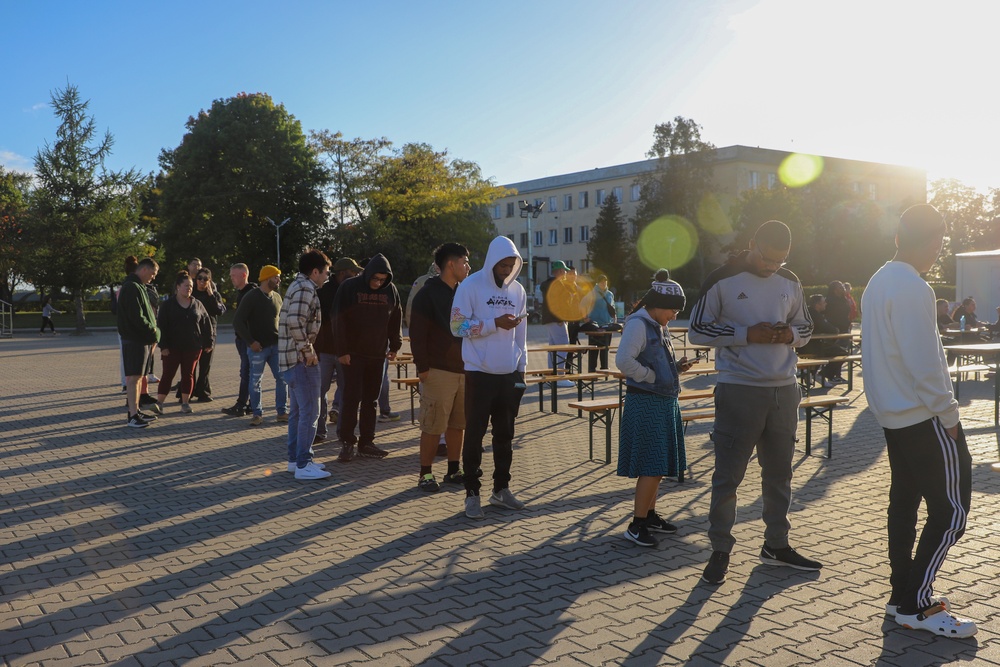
249,345,287,417
235,338,251,407
379,360,392,413
284,362,321,467
317,353,342,437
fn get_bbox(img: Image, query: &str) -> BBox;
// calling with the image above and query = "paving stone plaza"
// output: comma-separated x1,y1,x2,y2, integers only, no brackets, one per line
2,327,1000,666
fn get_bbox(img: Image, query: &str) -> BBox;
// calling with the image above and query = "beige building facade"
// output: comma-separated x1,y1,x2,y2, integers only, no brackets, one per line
491,145,926,288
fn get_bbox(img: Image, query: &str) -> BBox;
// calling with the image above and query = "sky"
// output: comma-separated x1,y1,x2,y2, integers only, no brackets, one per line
4,0,1000,191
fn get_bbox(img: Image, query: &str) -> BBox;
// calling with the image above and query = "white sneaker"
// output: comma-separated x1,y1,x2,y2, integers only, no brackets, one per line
287,461,327,473
886,597,950,616
896,604,976,638
465,495,485,519
489,488,526,510
294,462,331,480
146,374,160,383
556,379,575,388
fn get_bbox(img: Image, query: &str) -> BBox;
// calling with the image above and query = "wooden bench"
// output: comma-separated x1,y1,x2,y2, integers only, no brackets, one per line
526,372,604,415
949,363,992,400
822,354,862,391
799,395,849,458
391,377,421,424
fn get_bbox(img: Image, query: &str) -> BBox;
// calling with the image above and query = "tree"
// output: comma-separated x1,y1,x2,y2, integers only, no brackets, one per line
632,117,718,288
587,194,629,291
310,133,510,284
0,167,31,305
930,178,997,283
157,93,329,280
21,84,147,333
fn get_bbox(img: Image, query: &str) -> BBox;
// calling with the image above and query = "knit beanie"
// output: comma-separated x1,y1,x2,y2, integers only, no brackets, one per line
642,279,685,311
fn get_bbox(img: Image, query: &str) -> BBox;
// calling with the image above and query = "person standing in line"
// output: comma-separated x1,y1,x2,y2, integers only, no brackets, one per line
155,271,213,414
117,257,160,428
616,278,693,546
221,263,257,416
314,257,363,442
450,236,529,519
190,267,225,402
234,265,288,427
404,262,440,328
539,260,575,388
279,249,331,480
409,243,472,492
39,296,61,335
579,274,618,372
688,220,821,585
332,253,403,461
862,203,976,637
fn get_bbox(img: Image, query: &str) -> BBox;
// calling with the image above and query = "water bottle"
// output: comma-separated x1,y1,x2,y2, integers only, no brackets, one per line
960,315,966,332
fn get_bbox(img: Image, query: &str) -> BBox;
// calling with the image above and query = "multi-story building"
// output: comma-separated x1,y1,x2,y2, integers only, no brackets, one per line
491,145,926,288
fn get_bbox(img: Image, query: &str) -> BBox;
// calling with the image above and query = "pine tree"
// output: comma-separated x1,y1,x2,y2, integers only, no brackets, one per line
587,194,629,292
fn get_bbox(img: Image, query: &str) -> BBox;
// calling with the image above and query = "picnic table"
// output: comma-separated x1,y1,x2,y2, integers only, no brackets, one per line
528,344,600,376
943,342,1000,426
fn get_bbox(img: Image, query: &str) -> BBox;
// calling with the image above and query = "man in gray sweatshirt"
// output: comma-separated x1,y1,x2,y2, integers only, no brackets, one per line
689,220,820,584
861,204,976,638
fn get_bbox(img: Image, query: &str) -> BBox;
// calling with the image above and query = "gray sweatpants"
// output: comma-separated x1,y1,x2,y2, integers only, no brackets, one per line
708,382,800,553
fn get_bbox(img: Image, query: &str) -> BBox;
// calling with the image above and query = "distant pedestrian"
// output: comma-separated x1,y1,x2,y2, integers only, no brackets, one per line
409,243,471,492
190,267,225,402
616,278,693,547
862,203,976,637
332,253,403,461
117,257,160,428
233,265,287,427
155,271,213,414
39,297,61,335
279,249,331,480
221,263,257,417
451,236,529,519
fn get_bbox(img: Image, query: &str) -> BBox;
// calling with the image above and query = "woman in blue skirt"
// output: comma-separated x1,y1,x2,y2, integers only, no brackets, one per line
616,277,692,547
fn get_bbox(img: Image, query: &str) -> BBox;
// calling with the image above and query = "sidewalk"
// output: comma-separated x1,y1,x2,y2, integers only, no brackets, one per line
1,331,999,666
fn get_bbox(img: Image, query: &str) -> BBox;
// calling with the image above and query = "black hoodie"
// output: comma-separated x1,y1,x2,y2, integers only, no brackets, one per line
331,253,403,359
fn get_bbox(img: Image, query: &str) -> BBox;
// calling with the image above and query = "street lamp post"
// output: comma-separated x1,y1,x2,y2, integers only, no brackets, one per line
518,200,544,293
265,216,290,269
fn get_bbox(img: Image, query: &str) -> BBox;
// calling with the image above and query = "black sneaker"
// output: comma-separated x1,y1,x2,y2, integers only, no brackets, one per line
645,510,677,534
221,404,244,416
358,444,389,459
760,544,822,571
624,521,658,547
337,443,355,463
442,470,465,484
702,551,730,584
126,413,149,429
418,474,440,492
136,410,158,422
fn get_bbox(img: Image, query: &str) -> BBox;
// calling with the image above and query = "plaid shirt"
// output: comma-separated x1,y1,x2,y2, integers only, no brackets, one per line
278,273,322,373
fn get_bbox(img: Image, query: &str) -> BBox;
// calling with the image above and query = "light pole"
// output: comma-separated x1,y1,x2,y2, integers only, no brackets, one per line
265,216,290,269
519,200,544,293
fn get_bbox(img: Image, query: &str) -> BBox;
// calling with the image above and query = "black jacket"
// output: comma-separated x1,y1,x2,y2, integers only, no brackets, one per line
157,297,213,351
332,254,402,359
314,276,344,355
409,275,464,374
192,288,224,339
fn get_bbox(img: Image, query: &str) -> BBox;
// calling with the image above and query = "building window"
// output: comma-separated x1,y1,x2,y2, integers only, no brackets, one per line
748,171,759,189
580,226,590,242
767,173,777,189
549,229,558,245
534,198,543,208
596,189,606,206
580,259,591,273
631,184,641,201
492,204,501,219
548,196,557,212
564,194,573,210
579,191,589,208
534,230,542,247
852,182,862,194
506,202,515,218
564,227,573,244
869,183,878,200
519,232,528,248
612,186,622,203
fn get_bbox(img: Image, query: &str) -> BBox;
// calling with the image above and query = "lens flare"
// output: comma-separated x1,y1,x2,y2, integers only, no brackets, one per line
637,216,698,271
545,273,595,322
778,153,824,188
696,192,734,236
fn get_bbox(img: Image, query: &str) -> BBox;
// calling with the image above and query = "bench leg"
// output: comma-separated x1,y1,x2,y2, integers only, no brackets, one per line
605,408,613,464
409,386,416,425
588,411,596,461
804,407,812,456
847,360,855,392
827,406,834,458
538,382,545,412
551,381,558,413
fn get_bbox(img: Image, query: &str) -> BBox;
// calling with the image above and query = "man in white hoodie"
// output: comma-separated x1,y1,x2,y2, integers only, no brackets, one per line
451,236,529,519
861,203,976,638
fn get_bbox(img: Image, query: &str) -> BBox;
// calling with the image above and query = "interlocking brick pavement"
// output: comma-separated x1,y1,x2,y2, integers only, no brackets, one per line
2,327,1000,666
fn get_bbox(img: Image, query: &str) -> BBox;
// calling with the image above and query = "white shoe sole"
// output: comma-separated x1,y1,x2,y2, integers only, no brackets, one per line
896,611,976,637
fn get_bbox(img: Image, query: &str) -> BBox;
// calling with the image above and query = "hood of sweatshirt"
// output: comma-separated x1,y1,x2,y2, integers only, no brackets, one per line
362,253,394,286
482,236,522,287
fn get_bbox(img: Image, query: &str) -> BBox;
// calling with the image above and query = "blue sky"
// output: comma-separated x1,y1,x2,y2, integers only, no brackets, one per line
4,0,1000,190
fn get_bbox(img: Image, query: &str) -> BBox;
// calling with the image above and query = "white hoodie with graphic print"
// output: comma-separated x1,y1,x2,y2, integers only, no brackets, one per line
450,236,528,374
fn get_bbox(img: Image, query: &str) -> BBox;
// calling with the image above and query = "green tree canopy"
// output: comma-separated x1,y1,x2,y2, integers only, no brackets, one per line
21,83,147,332
157,93,329,281
930,178,1000,283
587,193,629,292
0,166,31,304
310,132,510,284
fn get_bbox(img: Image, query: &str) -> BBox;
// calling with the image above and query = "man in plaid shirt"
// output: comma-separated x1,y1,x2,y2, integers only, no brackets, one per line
278,249,332,480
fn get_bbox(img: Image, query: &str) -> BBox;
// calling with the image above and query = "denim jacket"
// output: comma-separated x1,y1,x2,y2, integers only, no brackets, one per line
622,313,680,398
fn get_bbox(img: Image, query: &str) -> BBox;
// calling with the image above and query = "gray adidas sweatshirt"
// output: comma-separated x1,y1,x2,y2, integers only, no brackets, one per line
688,251,812,387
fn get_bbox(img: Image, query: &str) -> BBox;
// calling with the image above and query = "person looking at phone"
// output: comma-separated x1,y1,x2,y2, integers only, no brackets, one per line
689,220,818,584
450,236,529,519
